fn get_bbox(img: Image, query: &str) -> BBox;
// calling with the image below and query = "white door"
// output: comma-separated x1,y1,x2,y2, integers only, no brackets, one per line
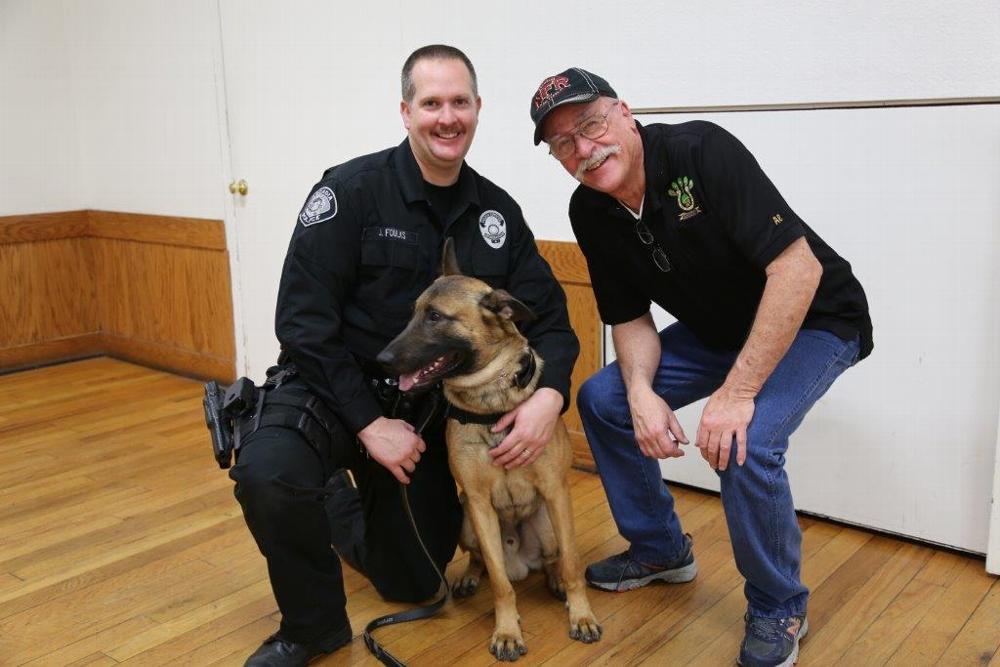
216,0,407,379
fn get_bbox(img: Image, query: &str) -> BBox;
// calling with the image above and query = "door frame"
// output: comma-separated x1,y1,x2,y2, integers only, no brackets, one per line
209,0,250,377
987,400,1000,574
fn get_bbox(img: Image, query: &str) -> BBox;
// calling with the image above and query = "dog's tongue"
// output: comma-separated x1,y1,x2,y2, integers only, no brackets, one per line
398,372,419,392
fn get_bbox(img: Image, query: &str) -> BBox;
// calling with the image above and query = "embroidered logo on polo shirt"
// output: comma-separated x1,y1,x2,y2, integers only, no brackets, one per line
772,214,784,225
479,210,506,249
668,176,703,221
299,187,337,226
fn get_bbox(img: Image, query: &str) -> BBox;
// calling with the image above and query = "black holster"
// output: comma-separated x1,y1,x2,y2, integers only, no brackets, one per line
232,364,336,462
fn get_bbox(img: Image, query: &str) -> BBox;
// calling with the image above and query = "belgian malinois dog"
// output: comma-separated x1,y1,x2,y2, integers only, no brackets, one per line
377,240,601,661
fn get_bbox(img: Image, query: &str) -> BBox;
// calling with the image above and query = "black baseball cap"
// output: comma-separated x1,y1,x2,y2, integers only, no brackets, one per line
530,67,617,145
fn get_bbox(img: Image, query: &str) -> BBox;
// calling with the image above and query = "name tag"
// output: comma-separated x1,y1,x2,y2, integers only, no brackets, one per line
363,226,418,245
378,227,408,241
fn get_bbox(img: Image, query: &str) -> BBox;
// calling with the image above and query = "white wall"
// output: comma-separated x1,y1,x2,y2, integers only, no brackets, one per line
415,0,1000,243
2,0,998,551
0,0,226,219
4,0,996,225
0,1,78,215
62,0,226,219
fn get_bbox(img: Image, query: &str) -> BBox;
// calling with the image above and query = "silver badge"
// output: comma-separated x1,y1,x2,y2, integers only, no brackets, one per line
478,210,506,249
299,186,337,226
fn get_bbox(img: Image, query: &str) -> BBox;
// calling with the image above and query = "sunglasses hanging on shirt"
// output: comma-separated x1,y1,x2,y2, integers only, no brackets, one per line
634,220,671,272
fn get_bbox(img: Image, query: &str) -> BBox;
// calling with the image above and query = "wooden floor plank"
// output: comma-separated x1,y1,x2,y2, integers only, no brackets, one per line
837,550,961,665
64,652,120,667
1,358,996,667
801,541,932,664
936,580,1000,665
886,556,996,665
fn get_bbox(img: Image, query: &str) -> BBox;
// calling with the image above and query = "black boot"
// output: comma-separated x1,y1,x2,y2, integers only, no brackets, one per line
244,623,351,666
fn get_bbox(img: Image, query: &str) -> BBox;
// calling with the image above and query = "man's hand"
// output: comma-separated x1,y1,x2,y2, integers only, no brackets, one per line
358,416,426,484
696,388,755,471
489,388,563,469
693,237,819,471
629,385,688,459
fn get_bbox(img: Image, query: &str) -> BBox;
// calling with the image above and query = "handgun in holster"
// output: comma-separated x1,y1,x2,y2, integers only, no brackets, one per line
202,377,261,469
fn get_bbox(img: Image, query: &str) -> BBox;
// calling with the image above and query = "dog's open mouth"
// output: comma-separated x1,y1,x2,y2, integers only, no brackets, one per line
398,352,464,392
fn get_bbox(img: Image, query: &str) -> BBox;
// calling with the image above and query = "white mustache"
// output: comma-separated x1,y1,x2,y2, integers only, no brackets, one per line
575,144,621,180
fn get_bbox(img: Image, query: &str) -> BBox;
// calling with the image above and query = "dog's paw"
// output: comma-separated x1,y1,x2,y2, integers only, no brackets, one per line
489,632,528,661
452,575,479,598
569,614,602,644
546,574,567,601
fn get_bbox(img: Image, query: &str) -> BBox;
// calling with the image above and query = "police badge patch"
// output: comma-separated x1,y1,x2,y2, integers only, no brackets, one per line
478,210,506,249
299,186,337,226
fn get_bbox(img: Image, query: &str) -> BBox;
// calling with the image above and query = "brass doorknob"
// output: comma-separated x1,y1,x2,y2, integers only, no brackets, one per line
229,179,248,196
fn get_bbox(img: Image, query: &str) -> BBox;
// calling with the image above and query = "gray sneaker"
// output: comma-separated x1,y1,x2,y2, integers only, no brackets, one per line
738,614,809,667
585,534,697,592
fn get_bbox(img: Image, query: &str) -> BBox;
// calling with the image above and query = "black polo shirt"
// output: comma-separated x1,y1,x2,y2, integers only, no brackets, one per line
570,121,873,358
275,139,578,434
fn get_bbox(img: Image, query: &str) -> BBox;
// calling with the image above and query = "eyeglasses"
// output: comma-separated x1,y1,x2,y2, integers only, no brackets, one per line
635,220,671,272
546,100,620,160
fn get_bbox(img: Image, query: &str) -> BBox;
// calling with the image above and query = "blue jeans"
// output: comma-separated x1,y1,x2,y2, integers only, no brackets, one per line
577,322,860,618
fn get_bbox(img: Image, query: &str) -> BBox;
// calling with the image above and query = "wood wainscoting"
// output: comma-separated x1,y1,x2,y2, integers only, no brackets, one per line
0,210,235,382
0,216,593,464
538,240,601,471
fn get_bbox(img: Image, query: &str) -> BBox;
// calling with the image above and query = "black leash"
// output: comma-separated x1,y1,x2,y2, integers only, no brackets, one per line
363,393,451,666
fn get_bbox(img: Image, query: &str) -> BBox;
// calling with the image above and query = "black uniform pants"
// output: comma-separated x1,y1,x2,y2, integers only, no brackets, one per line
228,379,462,646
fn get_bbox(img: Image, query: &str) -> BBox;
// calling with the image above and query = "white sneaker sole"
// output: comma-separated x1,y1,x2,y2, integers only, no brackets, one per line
589,560,698,592
781,618,808,667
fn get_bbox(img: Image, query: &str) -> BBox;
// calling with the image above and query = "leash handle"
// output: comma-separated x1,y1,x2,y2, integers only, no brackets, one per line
363,392,451,666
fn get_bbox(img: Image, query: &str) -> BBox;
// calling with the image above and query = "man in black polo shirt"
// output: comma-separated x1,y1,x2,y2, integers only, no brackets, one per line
228,46,577,667
529,68,872,667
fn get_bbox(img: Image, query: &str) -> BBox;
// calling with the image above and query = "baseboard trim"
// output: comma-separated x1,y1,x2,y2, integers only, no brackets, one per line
0,334,104,374
2,210,235,381
98,333,235,383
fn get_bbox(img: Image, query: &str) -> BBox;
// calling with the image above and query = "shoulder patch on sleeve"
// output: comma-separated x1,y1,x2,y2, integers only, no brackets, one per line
299,186,338,226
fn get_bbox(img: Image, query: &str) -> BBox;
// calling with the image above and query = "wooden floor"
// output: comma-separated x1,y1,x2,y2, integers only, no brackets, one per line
1,358,998,666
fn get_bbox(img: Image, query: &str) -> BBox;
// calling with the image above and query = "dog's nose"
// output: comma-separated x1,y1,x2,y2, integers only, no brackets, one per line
375,349,395,368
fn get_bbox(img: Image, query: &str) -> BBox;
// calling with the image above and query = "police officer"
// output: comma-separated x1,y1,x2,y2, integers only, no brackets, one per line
529,68,872,667
230,46,578,667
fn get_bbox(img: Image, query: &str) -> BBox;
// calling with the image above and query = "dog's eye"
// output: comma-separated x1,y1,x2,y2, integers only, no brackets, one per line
427,310,442,323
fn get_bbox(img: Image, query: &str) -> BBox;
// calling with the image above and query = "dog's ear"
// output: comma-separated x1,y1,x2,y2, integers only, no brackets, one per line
441,238,462,276
480,289,537,323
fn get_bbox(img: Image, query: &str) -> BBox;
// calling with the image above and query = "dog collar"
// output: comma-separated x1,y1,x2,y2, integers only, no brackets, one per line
514,351,536,390
446,405,505,426
444,351,536,429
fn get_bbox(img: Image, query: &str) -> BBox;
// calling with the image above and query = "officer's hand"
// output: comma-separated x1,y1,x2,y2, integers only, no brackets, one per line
696,388,754,471
490,388,563,469
358,416,426,484
628,385,688,459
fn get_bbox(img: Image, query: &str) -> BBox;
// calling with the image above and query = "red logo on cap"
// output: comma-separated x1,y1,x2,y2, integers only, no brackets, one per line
534,76,570,109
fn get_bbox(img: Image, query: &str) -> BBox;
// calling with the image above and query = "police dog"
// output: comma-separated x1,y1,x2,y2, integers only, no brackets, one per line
377,241,601,661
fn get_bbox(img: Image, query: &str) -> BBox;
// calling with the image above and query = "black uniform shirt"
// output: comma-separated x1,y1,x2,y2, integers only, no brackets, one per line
571,121,873,358
276,139,579,434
